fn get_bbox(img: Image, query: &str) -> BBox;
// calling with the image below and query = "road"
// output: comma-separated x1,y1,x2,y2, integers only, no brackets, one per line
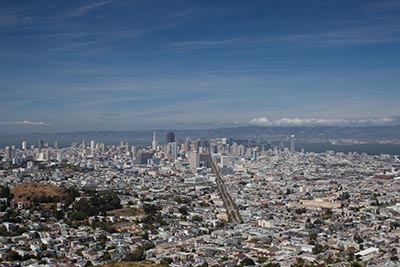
209,155,243,225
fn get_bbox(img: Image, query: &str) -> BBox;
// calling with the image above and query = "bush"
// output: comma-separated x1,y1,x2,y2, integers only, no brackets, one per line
160,257,173,266
124,247,145,261
241,257,255,266
70,211,87,221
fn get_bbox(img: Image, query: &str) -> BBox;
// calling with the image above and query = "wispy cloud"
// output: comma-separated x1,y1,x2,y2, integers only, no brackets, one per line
249,116,396,126
0,120,50,126
262,27,400,47
167,38,238,50
369,0,400,11
60,1,114,20
99,113,121,121
0,7,32,26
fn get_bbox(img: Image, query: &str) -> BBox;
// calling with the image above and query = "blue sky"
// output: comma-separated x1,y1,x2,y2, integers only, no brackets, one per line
0,0,400,132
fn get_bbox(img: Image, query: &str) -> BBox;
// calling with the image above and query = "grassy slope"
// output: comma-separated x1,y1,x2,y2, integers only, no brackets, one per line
11,182,64,203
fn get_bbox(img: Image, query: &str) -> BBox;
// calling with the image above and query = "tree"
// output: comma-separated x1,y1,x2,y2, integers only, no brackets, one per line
241,257,255,266
192,215,202,222
353,234,363,244
102,251,111,261
352,261,363,267
160,257,173,266
70,211,87,221
312,243,325,254
124,247,145,262
7,250,21,261
339,192,350,200
74,198,97,216
63,187,79,206
309,232,318,241
0,186,12,200
178,206,188,215
55,210,64,220
143,203,159,215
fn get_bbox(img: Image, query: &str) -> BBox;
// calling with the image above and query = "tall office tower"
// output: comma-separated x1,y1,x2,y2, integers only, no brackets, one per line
210,143,218,154
99,143,105,152
231,142,238,156
290,134,296,153
184,137,191,152
199,153,210,168
38,139,44,150
135,151,154,165
221,156,231,167
252,148,258,161
192,139,200,152
166,132,175,143
199,139,208,152
264,143,271,151
152,131,158,151
44,150,50,161
5,146,11,162
189,151,199,171
244,147,250,157
165,131,176,162
22,141,27,150
125,141,129,151
238,144,245,156
120,141,129,151
166,142,177,162
90,140,96,152
54,141,58,149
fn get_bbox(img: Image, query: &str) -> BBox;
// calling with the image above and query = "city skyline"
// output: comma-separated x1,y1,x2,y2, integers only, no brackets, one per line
1,0,400,132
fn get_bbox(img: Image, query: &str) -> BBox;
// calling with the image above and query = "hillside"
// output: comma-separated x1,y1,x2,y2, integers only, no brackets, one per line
11,182,65,204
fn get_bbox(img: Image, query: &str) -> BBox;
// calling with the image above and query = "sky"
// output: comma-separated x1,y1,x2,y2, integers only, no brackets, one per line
0,0,400,132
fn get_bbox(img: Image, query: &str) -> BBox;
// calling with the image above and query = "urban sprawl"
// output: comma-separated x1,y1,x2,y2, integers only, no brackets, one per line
1,132,400,267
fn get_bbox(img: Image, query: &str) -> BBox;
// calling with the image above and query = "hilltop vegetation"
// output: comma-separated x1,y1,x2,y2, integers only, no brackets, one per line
10,182,78,206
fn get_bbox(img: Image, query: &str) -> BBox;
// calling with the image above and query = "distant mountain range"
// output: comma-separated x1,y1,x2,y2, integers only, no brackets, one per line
1,124,400,148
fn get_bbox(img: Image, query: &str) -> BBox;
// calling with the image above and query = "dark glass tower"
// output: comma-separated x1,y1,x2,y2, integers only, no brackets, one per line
166,132,175,143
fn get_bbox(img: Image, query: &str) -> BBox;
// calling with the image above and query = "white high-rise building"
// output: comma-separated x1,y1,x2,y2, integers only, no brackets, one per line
22,141,27,150
152,131,157,151
90,140,96,152
290,134,296,153
189,151,199,171
184,138,191,152
221,156,231,167
230,142,238,156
